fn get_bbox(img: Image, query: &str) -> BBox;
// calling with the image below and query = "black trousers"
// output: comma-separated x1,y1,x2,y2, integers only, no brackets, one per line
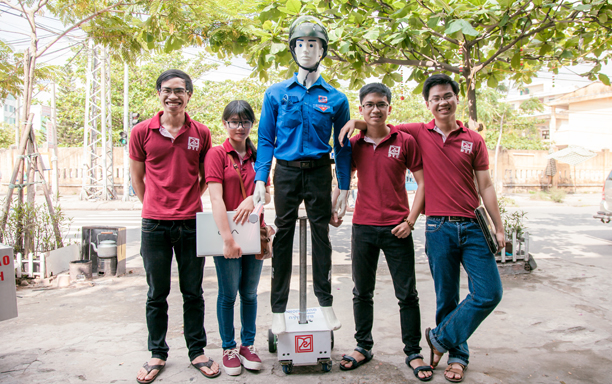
141,219,207,361
270,163,333,313
351,224,422,358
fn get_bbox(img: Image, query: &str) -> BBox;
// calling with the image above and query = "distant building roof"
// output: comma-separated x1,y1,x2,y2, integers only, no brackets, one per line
547,81,612,106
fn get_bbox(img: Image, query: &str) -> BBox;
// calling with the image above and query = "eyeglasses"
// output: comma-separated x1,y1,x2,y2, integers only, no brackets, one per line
361,102,389,111
225,120,253,129
428,93,455,103
160,87,187,96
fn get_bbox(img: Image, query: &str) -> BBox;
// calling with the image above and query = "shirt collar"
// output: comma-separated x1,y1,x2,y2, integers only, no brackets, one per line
148,111,193,130
357,124,398,142
222,138,253,161
288,72,333,92
425,119,467,133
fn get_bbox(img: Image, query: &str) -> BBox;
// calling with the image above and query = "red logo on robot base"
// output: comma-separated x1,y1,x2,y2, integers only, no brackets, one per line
295,335,313,353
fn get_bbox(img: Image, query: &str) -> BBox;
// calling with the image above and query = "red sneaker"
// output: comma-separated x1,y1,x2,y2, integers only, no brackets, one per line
239,345,263,371
222,347,242,376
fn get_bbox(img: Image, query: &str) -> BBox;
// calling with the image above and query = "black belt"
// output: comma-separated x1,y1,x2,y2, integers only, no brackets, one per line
429,216,476,222
276,156,334,169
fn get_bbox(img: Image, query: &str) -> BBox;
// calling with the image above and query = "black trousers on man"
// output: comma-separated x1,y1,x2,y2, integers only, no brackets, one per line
270,162,333,313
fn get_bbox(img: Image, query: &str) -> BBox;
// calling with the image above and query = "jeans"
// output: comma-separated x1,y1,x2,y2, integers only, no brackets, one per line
424,217,503,366
270,163,333,313
213,255,263,350
141,219,206,361
351,224,423,360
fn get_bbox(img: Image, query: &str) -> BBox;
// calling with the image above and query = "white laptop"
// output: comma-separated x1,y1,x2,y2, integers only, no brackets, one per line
196,211,261,257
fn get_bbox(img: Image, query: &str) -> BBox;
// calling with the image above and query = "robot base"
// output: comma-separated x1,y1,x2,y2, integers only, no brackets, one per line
268,307,334,373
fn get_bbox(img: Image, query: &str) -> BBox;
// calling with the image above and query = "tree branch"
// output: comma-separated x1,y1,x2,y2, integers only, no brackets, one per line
36,3,127,58
416,17,460,45
0,0,22,12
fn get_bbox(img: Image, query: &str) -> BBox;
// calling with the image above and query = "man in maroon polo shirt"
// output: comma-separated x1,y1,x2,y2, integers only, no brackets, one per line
130,69,220,382
339,74,504,382
333,83,432,381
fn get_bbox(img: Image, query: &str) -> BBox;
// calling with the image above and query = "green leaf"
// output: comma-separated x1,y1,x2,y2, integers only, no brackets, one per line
445,20,479,37
382,74,394,87
499,13,509,27
412,82,424,95
559,50,574,59
511,50,521,69
538,44,552,55
286,0,302,14
487,75,498,88
599,73,611,86
363,29,380,40
262,20,272,31
270,43,285,55
575,4,591,11
427,17,440,29
339,41,351,54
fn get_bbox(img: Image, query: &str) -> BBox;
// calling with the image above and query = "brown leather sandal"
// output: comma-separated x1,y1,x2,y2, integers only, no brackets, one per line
425,327,444,368
444,363,467,383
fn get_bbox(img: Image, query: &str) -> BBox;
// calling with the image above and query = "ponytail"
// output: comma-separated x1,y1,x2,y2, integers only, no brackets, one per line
246,137,257,162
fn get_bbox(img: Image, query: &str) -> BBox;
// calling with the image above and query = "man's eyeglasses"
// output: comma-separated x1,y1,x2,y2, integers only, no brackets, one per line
428,93,455,104
160,87,187,96
225,120,253,129
361,102,389,111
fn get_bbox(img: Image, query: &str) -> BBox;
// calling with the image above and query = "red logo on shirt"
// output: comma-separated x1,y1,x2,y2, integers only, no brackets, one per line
318,95,327,103
295,335,313,353
388,145,401,159
460,140,473,154
316,105,329,112
188,137,200,151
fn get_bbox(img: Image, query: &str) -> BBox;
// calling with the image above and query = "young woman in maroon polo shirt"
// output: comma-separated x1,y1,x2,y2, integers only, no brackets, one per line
204,100,271,376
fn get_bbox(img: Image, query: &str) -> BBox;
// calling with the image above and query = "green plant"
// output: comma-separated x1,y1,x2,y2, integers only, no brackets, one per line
0,198,73,255
498,196,527,238
549,187,566,203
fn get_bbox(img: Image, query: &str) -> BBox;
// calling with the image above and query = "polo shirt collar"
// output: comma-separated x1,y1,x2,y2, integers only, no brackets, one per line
148,111,193,130
222,138,253,162
288,73,332,92
357,124,398,142
425,119,467,133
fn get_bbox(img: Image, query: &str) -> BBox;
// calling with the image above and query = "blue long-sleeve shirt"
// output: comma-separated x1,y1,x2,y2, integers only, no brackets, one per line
255,73,352,190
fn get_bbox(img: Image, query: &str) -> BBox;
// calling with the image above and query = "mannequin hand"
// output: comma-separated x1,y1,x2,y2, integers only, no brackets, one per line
253,181,266,205
223,238,242,259
329,212,343,227
335,190,349,218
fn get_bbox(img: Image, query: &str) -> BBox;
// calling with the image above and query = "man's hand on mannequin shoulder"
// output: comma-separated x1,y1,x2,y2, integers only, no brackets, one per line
253,180,267,205
338,119,367,147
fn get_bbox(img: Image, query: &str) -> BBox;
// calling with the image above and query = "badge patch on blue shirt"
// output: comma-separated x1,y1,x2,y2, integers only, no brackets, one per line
315,104,330,112
318,95,328,103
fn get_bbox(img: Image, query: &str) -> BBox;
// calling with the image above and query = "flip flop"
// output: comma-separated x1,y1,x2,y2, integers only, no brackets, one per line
339,346,373,371
136,361,166,384
425,327,444,368
406,356,434,382
192,357,221,378
444,363,467,383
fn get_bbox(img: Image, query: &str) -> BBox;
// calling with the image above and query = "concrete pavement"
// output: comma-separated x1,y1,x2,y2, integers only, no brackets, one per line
0,193,610,383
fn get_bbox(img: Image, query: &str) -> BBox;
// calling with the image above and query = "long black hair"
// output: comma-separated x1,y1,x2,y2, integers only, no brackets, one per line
222,100,257,161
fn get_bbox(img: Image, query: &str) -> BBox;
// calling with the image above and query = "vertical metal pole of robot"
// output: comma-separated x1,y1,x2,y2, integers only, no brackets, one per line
299,217,308,324
100,46,109,200
80,40,93,200
122,62,130,201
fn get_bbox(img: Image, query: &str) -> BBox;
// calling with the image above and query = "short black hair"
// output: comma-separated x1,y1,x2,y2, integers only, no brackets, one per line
156,69,193,94
359,83,392,104
422,74,459,101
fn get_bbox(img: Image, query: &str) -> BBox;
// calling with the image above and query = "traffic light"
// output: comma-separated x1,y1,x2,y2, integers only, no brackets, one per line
119,131,128,146
131,112,140,128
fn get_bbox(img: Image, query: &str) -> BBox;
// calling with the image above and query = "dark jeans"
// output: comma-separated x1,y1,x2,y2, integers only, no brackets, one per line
271,162,333,313
141,218,206,361
213,255,263,350
425,217,503,366
351,224,422,359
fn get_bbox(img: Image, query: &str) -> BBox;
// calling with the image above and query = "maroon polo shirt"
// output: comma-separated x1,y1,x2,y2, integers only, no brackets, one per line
205,139,260,212
350,125,422,226
129,111,211,220
395,120,488,218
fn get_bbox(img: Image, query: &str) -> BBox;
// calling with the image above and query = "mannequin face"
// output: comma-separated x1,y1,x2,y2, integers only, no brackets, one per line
294,37,324,68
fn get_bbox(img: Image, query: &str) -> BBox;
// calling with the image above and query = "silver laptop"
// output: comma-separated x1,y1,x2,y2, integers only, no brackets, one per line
196,211,261,257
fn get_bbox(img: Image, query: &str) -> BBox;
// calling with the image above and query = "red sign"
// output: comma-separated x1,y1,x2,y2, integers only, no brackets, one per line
295,335,313,353
318,95,327,103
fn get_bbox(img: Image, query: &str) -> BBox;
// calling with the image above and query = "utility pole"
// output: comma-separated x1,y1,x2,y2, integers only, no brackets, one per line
80,40,116,200
122,62,130,201
51,82,59,202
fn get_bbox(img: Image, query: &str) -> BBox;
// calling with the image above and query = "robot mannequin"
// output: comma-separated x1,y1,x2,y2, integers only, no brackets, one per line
253,16,350,334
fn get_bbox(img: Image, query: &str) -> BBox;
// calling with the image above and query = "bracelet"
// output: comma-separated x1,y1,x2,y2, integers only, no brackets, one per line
404,217,415,230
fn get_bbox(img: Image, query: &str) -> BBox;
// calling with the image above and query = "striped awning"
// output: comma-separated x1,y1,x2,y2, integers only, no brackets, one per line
546,145,597,166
